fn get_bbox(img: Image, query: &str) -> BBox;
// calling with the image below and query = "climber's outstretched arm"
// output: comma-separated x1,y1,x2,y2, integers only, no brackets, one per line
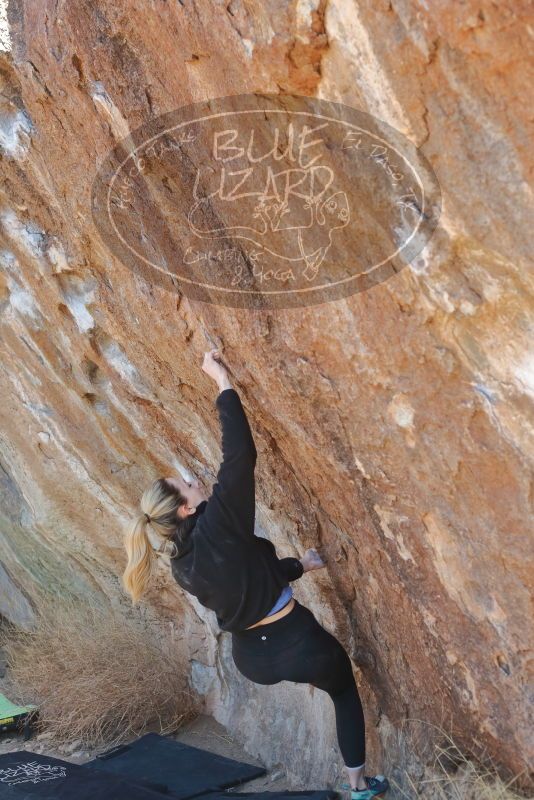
199,349,257,541
213,386,257,494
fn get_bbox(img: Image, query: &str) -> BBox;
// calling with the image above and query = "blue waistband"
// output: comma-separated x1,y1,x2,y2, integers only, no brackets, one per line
265,585,293,616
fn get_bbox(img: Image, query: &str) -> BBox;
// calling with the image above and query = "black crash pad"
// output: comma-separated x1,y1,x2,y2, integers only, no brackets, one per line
0,750,169,799
86,732,267,798
208,793,339,800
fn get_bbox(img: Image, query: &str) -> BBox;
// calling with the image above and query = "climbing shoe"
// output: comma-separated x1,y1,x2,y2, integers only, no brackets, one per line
340,774,390,798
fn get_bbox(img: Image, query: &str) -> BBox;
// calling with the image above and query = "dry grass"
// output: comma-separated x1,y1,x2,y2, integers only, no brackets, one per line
388,717,531,800
0,595,200,749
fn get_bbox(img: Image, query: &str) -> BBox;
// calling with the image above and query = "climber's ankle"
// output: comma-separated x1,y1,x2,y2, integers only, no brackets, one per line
344,762,367,791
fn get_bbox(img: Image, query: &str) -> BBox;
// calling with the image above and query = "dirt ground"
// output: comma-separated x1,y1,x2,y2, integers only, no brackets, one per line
0,711,290,789
0,645,299,795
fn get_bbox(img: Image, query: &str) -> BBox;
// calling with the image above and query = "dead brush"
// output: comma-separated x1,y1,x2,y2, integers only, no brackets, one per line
0,595,199,749
387,717,531,800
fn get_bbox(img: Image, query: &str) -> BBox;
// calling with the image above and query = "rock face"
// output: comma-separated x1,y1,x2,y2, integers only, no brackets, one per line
0,0,532,795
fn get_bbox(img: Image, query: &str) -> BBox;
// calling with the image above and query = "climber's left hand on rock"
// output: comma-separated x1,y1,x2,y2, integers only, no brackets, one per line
300,548,326,572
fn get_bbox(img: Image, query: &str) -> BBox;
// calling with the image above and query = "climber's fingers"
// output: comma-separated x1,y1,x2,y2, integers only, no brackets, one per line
304,547,326,570
202,349,229,383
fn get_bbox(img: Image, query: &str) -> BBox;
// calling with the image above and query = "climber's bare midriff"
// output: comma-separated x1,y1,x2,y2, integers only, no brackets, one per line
245,597,296,629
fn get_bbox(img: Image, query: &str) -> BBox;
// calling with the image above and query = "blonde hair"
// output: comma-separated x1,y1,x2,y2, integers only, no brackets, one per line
122,477,189,604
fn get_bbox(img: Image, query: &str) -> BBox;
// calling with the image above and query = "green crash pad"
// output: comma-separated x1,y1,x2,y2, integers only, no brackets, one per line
0,692,38,733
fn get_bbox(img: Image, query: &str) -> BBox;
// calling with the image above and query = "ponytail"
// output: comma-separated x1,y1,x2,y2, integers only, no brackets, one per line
122,516,155,604
122,477,190,604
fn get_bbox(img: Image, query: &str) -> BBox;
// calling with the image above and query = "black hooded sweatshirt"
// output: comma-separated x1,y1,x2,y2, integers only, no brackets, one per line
170,387,304,633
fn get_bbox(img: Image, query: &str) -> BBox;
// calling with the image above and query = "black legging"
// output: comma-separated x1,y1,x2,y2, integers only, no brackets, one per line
231,599,366,767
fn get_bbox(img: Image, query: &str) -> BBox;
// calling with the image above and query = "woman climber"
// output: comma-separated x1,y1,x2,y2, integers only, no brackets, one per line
122,349,390,800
